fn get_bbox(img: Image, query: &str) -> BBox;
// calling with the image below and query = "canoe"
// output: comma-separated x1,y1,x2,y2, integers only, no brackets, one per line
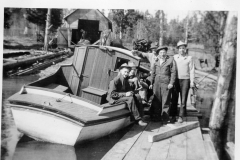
8,45,149,146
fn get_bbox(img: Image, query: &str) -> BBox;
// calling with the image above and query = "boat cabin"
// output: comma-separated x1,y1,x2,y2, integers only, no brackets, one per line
29,45,149,105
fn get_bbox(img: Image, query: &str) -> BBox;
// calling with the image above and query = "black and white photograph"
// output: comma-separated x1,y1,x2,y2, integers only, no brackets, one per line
1,0,239,160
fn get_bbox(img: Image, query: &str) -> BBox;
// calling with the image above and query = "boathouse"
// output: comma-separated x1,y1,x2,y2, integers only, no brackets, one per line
61,9,112,48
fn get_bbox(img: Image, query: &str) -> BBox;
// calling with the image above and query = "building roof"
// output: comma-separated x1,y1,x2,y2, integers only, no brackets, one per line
63,9,112,31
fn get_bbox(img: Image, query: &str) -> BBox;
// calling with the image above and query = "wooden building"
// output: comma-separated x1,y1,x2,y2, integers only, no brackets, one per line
63,9,112,48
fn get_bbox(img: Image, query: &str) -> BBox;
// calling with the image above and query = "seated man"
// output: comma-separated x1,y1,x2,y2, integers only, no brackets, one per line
128,65,149,104
138,73,150,104
106,63,148,126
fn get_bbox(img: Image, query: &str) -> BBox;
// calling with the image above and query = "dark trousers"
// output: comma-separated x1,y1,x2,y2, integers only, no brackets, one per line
171,79,190,117
151,81,172,120
115,94,143,121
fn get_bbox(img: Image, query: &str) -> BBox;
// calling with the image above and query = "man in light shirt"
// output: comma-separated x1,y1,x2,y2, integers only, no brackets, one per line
171,41,195,123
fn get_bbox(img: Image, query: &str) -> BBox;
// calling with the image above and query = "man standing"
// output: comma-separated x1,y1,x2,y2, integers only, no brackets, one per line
131,43,159,70
106,63,148,126
171,41,195,123
149,46,177,122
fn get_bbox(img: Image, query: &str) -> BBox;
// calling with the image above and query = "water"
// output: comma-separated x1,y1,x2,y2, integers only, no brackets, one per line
195,86,216,128
1,75,131,160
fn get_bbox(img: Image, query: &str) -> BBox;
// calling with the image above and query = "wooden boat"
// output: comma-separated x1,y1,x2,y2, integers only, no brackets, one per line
8,45,149,146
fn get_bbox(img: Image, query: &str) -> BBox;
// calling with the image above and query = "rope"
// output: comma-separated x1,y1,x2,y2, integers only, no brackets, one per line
56,93,73,103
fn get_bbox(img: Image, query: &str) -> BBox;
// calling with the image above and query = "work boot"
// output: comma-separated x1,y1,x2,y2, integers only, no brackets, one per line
177,116,183,123
138,120,148,126
169,116,176,123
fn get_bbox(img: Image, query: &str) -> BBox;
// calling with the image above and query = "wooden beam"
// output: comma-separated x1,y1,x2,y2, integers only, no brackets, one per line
148,117,199,142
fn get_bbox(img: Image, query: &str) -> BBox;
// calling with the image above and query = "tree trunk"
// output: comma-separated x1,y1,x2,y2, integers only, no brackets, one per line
44,8,51,51
209,11,237,159
185,13,189,44
159,11,164,46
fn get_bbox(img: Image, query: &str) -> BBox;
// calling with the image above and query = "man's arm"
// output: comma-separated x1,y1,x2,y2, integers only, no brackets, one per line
150,63,157,86
170,59,177,85
131,50,152,62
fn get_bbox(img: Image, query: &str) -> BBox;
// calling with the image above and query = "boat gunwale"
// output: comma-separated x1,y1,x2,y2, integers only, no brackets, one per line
8,101,131,126
85,45,141,61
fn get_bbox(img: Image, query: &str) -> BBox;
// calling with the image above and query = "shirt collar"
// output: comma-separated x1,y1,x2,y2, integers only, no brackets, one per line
177,54,188,59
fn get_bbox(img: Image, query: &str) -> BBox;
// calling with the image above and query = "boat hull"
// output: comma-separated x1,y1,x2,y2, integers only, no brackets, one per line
11,106,131,146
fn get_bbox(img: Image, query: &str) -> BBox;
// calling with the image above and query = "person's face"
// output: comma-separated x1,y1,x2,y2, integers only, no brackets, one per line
152,49,158,56
158,49,167,59
178,45,186,55
129,69,136,77
120,68,130,78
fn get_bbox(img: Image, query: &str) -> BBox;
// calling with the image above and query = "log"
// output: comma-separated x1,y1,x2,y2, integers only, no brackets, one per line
148,117,199,142
3,52,67,71
209,11,237,130
209,11,237,159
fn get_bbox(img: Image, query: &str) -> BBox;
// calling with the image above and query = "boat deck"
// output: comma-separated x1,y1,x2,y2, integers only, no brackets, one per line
101,102,219,160
8,93,129,125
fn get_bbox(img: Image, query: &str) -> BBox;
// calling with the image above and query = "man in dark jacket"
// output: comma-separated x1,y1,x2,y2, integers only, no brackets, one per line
106,63,148,126
149,46,177,122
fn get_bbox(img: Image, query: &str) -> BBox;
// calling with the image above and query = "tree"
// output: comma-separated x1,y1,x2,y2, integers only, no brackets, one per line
110,9,143,39
209,11,237,159
26,8,63,31
165,19,185,46
4,8,22,29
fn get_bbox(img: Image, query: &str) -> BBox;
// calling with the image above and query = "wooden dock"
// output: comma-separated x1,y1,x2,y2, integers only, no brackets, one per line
102,100,218,160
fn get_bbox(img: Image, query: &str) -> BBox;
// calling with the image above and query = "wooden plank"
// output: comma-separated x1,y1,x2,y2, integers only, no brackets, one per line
225,142,234,160
204,141,219,160
148,117,199,142
186,120,207,160
146,125,172,160
166,132,187,160
187,105,198,112
123,122,162,160
186,112,203,118
101,124,147,160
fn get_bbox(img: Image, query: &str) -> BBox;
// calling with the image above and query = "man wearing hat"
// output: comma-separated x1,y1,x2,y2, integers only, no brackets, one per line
149,46,177,122
171,41,195,123
131,42,159,70
106,63,148,126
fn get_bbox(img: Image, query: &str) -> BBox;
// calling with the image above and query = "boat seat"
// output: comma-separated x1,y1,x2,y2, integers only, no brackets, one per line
101,102,126,108
82,87,107,104
45,83,68,92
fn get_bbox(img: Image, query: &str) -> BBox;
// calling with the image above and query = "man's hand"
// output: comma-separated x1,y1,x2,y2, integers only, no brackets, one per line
149,85,153,90
190,82,195,88
168,84,173,89
126,91,133,97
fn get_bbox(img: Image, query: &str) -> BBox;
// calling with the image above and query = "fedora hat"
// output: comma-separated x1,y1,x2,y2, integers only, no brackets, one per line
119,63,132,70
156,46,168,53
177,41,187,48
128,61,138,69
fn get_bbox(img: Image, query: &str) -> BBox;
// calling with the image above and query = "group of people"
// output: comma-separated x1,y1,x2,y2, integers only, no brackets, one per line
106,41,195,126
